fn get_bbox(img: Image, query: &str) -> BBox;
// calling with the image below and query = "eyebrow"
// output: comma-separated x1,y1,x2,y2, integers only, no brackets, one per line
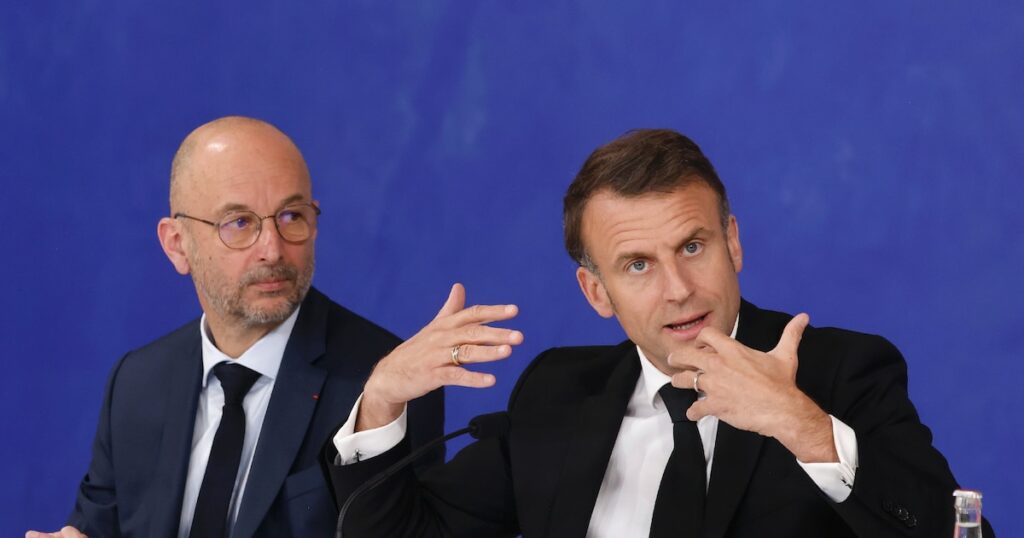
612,226,711,267
213,193,308,216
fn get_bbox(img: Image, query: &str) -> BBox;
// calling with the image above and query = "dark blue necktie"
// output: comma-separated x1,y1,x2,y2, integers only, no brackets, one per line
649,384,706,538
190,362,261,538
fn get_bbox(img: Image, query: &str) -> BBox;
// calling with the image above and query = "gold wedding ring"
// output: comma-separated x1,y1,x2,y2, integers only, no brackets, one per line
451,345,463,367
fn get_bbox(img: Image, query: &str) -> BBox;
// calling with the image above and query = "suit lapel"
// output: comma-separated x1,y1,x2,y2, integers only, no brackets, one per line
546,345,641,538
702,424,763,538
232,292,328,538
149,333,203,538
701,300,779,538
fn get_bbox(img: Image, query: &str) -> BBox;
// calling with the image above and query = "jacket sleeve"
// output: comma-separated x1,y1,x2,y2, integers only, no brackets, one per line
821,334,995,537
406,386,446,471
66,354,128,537
322,350,560,538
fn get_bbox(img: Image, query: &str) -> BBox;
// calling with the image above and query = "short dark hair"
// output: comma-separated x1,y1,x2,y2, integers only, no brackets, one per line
562,129,730,269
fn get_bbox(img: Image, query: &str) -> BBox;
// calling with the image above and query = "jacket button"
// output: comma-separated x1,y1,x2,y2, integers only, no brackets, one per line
906,515,918,528
896,507,909,520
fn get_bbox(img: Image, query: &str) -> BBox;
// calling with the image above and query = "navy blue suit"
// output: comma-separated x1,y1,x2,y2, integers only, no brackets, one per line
69,287,445,537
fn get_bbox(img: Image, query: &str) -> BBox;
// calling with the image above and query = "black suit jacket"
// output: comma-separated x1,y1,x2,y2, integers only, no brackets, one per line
69,287,445,538
327,300,993,537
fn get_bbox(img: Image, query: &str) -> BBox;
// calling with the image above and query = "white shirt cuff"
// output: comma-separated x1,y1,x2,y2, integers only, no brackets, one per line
332,393,408,465
796,415,859,503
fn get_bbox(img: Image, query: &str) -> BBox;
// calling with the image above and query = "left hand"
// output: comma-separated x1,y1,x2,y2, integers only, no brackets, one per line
667,313,838,463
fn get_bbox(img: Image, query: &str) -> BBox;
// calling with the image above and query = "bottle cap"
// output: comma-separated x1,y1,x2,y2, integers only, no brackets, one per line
953,489,983,499
953,489,983,510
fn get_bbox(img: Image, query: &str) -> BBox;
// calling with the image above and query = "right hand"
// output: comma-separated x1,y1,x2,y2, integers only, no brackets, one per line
26,527,87,538
357,283,523,431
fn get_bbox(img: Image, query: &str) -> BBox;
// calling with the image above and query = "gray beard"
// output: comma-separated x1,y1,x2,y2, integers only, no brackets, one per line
193,256,315,329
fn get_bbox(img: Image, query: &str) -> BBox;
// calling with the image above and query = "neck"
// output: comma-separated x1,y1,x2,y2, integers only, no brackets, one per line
645,353,675,378
204,315,279,358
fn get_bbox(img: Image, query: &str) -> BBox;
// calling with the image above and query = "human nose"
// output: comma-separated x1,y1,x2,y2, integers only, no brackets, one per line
661,259,693,303
252,215,284,261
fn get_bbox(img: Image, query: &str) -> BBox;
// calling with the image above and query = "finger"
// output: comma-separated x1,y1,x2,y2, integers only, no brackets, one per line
440,367,497,388
452,344,514,364
446,303,519,327
60,528,85,538
686,399,710,421
453,325,524,347
433,283,466,320
670,372,692,390
667,348,713,371
695,325,735,353
772,313,809,357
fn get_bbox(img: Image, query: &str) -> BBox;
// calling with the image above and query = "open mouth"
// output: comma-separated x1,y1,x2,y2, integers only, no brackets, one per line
665,314,708,333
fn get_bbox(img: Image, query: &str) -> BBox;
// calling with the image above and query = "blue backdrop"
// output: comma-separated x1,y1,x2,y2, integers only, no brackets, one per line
2,2,1021,534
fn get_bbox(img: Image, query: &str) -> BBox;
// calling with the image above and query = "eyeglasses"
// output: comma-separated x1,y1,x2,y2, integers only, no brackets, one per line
174,202,321,249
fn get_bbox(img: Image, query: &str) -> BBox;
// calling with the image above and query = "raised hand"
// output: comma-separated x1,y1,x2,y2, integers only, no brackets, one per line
667,313,838,463
357,283,523,431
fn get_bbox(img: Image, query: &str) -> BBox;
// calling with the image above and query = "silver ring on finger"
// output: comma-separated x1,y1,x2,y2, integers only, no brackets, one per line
693,370,705,394
451,345,463,367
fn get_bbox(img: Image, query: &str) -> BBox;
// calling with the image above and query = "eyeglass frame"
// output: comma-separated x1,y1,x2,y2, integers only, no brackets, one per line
173,202,322,250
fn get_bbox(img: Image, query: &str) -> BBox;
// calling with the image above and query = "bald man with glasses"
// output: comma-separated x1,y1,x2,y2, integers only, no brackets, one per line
27,117,445,538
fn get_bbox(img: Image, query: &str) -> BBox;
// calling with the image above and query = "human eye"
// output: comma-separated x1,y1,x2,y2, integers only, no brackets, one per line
277,208,305,224
220,213,255,231
626,260,649,274
682,242,703,256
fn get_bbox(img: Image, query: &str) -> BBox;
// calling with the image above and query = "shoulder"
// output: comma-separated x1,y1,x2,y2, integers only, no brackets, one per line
742,299,901,366
509,341,635,407
743,301,908,408
114,317,201,378
302,287,401,364
323,299,401,349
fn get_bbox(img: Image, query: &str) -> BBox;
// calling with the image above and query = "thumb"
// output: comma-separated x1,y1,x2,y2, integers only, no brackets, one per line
772,313,809,358
433,283,466,320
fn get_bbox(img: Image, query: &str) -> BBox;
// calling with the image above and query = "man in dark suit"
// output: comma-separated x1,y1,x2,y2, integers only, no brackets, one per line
26,117,444,538
325,129,993,536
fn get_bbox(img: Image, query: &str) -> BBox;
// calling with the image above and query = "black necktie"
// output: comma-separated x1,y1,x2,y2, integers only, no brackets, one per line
190,362,261,538
650,384,706,538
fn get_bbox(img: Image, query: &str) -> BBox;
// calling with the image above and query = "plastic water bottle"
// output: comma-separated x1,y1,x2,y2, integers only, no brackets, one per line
952,489,983,538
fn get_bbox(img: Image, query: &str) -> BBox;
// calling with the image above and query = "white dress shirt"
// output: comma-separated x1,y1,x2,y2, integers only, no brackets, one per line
177,307,300,538
333,315,859,537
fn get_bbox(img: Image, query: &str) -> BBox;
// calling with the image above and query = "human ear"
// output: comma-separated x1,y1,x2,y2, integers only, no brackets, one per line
726,215,743,273
576,265,614,318
157,217,191,275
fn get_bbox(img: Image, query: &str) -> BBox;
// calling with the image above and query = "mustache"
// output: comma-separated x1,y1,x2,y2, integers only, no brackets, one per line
240,263,298,287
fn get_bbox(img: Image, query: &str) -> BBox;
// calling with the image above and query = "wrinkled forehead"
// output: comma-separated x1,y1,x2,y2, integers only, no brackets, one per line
580,185,721,257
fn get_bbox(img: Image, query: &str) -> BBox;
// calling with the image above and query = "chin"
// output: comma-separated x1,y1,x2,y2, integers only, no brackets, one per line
241,300,298,326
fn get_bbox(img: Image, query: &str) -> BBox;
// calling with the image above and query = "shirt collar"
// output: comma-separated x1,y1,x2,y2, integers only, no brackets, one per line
199,306,302,388
636,311,740,410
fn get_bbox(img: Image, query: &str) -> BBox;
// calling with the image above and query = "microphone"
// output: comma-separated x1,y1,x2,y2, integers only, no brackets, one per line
335,411,510,538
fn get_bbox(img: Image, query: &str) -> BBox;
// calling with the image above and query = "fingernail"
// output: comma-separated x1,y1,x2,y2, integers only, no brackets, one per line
505,305,517,314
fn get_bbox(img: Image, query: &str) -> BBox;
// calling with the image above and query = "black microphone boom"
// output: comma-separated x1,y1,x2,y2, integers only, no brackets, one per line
335,411,510,538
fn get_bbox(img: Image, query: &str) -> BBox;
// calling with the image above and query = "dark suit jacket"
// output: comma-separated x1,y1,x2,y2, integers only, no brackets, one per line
327,299,993,537
69,287,445,538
